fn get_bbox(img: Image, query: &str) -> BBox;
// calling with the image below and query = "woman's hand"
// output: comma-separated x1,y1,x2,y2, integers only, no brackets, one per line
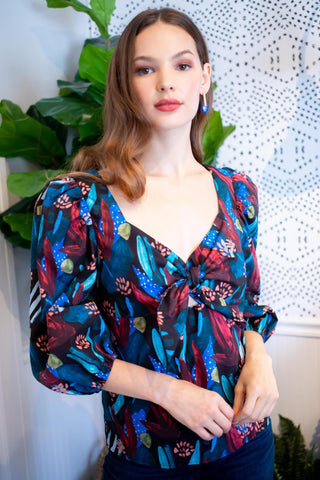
103,359,233,440
232,331,279,426
159,379,234,441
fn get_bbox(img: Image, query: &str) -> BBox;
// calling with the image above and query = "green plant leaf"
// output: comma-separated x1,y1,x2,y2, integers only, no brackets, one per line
90,0,116,29
3,212,34,241
27,105,69,154
36,96,100,127
46,0,108,37
274,415,308,480
0,117,65,166
79,44,114,89
58,79,92,96
201,111,235,165
0,223,31,248
7,169,64,198
0,100,27,121
0,196,35,248
78,108,103,140
87,85,105,105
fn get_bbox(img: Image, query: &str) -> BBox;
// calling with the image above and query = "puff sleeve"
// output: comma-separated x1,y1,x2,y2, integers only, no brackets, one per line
29,177,117,394
231,171,278,341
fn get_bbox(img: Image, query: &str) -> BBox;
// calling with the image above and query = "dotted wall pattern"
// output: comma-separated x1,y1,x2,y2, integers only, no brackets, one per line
90,0,320,322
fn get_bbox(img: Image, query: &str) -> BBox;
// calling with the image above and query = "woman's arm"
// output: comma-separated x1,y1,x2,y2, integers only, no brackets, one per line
103,359,234,440
232,330,279,425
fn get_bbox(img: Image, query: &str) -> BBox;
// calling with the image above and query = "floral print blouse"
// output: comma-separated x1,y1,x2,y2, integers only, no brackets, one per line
30,165,277,468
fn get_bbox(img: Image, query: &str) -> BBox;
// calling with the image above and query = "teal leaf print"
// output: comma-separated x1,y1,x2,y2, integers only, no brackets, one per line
137,235,153,277
86,183,97,211
158,446,170,468
112,394,125,415
188,440,200,465
211,435,217,452
164,444,175,468
221,374,235,404
152,328,167,367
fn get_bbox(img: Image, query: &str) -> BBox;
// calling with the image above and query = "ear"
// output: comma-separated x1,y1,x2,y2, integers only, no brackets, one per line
201,63,212,94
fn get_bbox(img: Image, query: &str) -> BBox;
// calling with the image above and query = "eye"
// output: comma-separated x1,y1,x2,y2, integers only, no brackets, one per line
135,67,154,76
177,63,191,71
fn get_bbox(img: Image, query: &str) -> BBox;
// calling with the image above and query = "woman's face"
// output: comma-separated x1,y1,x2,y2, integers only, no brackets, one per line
132,22,211,133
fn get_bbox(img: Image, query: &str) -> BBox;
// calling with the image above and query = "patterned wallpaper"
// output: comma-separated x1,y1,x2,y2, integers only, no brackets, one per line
90,0,320,329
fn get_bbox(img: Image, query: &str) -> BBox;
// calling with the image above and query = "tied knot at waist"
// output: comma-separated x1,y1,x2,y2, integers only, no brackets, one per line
155,266,245,358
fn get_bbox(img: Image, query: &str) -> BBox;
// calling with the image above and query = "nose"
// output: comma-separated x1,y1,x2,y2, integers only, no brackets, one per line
157,67,175,92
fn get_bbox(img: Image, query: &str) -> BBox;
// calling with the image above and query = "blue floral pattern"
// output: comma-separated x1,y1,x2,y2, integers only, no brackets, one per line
30,166,277,468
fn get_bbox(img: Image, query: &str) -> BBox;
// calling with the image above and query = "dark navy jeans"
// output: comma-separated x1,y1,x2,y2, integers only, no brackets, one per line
102,423,274,480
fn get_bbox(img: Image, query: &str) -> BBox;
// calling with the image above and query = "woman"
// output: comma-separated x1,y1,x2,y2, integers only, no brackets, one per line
30,8,279,480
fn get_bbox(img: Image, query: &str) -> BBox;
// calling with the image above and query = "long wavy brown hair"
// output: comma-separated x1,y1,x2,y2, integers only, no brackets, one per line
72,8,213,200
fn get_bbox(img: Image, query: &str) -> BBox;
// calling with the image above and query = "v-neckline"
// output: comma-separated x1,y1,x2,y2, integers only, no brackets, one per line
106,165,223,266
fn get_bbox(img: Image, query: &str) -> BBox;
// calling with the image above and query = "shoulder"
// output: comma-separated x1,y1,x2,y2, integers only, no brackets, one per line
209,165,258,208
207,165,257,195
37,170,101,210
207,165,258,238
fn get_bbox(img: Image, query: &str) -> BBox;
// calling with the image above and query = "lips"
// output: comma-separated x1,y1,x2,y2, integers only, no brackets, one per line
154,98,182,112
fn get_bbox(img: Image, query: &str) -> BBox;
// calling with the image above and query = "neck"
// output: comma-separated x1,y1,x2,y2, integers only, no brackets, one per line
137,125,199,178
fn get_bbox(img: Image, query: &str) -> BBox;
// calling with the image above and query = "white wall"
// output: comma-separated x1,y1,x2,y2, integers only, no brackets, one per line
0,1,319,479
0,1,105,480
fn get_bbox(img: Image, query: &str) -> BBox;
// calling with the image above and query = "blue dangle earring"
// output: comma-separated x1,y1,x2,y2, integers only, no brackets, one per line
200,93,209,114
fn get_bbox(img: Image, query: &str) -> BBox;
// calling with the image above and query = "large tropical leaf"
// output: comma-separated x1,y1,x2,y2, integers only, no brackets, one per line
46,0,109,37
0,117,65,166
202,110,235,165
79,44,114,89
3,212,34,241
77,109,103,140
58,79,92,96
90,0,116,29
0,196,37,248
26,105,69,152
7,169,64,198
35,95,100,127
0,99,27,121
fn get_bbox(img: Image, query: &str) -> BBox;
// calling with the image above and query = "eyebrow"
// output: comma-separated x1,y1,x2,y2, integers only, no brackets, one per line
133,49,194,62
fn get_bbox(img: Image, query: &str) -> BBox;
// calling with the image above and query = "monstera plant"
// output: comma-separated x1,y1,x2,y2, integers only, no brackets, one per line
0,0,235,249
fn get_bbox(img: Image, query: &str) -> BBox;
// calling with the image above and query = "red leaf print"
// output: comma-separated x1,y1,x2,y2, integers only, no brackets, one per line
43,238,57,295
124,407,137,457
101,200,114,261
60,205,87,257
179,358,194,384
111,406,127,444
118,317,130,349
39,367,61,388
226,427,243,452
46,313,76,350
140,403,181,439
60,244,82,255
72,283,84,306
37,259,55,297
131,283,159,313
111,407,137,458
209,310,239,370
192,341,207,388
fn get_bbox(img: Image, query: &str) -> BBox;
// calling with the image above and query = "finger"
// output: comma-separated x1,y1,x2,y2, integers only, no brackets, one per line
203,420,224,438
233,392,258,425
248,397,269,422
233,387,245,417
213,410,232,433
196,426,216,441
219,399,235,422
